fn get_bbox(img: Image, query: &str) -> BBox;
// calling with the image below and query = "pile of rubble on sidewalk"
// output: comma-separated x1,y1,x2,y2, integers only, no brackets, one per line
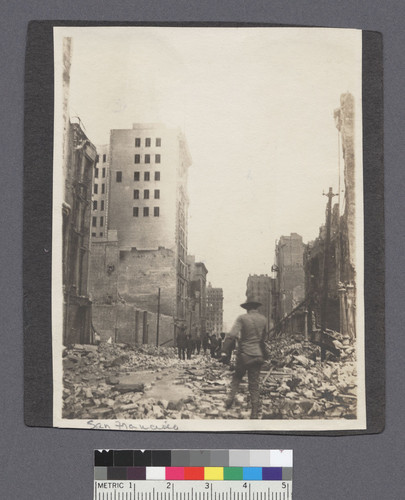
62,329,358,420
259,331,357,419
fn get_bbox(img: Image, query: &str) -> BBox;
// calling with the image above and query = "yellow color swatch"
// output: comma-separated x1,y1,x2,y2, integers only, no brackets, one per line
204,467,224,480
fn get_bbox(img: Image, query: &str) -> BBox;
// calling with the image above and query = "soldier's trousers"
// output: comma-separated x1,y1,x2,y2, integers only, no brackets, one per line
229,363,262,418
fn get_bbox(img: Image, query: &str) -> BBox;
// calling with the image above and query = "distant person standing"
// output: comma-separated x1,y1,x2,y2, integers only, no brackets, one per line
221,295,268,419
176,324,187,360
186,334,194,360
209,333,218,358
195,328,202,354
202,331,209,354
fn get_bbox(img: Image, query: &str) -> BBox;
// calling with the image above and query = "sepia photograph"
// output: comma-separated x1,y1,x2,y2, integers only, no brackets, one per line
52,26,365,431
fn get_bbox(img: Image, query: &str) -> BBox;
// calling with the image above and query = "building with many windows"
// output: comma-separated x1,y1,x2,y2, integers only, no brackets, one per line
187,256,208,339
274,233,305,319
206,283,224,335
91,144,109,240
89,123,192,337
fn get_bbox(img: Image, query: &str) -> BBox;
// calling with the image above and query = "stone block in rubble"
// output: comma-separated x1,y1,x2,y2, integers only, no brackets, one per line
152,406,165,418
159,399,169,409
106,376,120,385
66,354,80,363
205,409,219,417
116,383,144,394
167,400,184,411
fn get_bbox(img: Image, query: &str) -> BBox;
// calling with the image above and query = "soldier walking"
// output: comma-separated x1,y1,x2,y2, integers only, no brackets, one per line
221,295,268,419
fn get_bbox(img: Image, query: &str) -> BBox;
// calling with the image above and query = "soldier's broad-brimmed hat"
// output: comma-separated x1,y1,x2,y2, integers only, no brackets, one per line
240,295,262,309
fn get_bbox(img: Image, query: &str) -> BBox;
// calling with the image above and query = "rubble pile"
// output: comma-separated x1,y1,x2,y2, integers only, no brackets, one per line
260,333,357,419
63,343,233,420
63,332,358,420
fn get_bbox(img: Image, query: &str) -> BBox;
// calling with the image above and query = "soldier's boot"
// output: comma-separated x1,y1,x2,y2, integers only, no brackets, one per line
225,376,240,409
250,394,261,419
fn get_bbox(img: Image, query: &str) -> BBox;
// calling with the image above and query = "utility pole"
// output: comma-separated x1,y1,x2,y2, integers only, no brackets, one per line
321,187,337,361
156,288,161,347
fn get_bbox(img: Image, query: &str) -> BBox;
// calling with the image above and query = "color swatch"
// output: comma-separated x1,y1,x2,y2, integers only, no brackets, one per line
94,449,293,481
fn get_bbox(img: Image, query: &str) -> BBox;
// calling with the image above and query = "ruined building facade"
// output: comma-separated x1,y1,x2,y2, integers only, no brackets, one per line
187,256,208,339
275,234,305,317
305,93,356,338
61,37,97,345
206,283,224,335
63,120,97,345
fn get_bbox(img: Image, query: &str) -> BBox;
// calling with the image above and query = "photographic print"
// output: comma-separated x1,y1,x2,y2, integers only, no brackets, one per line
51,26,366,431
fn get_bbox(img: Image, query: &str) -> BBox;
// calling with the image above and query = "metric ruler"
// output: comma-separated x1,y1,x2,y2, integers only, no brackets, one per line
94,480,292,500
94,450,293,500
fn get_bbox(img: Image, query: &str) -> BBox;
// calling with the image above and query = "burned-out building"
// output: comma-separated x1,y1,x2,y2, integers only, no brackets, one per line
60,37,97,345
274,234,305,316
305,93,357,338
206,283,224,335
187,256,208,339
62,119,97,345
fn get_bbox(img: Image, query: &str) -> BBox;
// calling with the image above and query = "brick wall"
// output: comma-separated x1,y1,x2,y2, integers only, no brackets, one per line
89,234,119,303
117,247,177,316
92,303,174,346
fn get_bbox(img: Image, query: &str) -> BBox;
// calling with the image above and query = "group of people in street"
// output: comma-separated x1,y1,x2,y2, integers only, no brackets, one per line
175,326,227,361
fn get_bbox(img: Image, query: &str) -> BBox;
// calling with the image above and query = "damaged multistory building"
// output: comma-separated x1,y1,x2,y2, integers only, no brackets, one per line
61,38,97,345
89,123,192,346
305,93,357,339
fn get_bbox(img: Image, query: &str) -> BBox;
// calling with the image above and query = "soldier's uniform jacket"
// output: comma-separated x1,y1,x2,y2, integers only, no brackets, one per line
227,310,267,357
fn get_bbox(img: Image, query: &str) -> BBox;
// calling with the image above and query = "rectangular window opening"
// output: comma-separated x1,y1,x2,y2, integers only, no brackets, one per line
155,171,160,181
145,138,151,147
116,171,122,182
94,184,98,194
135,138,141,147
134,171,140,181
143,207,149,217
156,138,161,147
144,172,150,181
103,154,106,163
134,189,139,199
93,200,97,210
154,207,160,217
144,189,149,199
154,189,160,199
155,154,161,164
133,207,139,217
145,154,150,164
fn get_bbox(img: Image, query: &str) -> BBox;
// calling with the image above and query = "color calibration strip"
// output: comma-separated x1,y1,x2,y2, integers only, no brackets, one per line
94,450,293,499
95,466,292,481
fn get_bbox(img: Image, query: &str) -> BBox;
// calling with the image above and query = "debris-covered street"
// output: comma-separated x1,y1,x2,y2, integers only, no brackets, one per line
63,334,357,420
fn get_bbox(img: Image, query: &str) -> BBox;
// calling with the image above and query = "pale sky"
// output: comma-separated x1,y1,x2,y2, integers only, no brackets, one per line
55,27,362,327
